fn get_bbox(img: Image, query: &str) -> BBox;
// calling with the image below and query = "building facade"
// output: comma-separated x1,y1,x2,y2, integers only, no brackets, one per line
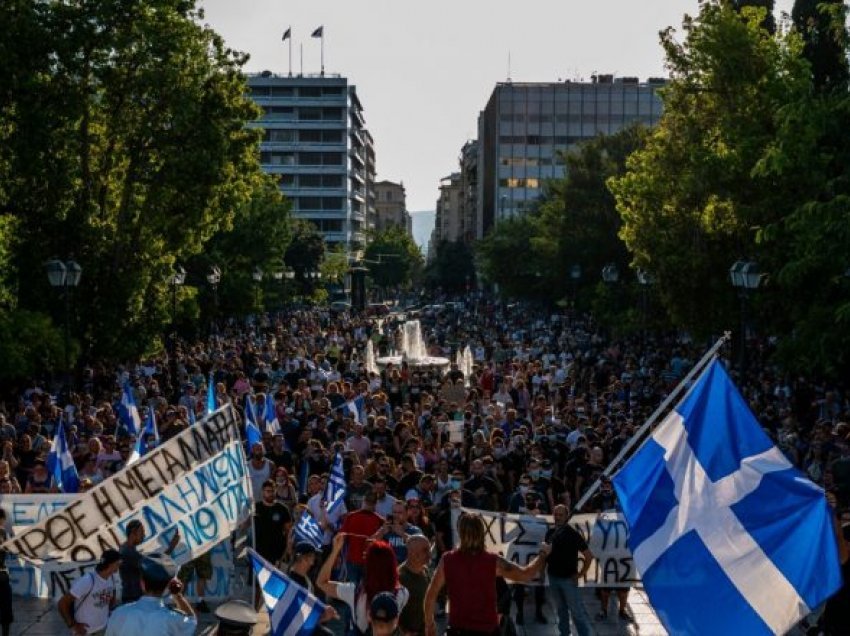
458,140,478,243
476,76,665,237
374,180,412,234
432,172,464,247
246,72,375,253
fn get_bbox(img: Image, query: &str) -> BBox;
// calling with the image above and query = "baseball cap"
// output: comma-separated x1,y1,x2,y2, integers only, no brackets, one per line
293,542,319,557
370,592,399,621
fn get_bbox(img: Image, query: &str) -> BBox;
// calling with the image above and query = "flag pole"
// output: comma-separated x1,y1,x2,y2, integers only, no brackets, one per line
300,43,303,77
573,331,732,513
288,26,292,77
320,31,325,76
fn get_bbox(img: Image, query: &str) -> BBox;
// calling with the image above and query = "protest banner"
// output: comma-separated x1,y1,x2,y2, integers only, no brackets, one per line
452,508,640,588
0,494,235,598
1,405,252,581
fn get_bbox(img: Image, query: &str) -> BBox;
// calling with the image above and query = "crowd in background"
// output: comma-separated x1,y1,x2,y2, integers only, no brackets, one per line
1,293,849,633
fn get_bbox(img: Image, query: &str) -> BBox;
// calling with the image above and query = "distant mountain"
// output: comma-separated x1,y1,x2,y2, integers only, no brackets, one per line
409,210,436,254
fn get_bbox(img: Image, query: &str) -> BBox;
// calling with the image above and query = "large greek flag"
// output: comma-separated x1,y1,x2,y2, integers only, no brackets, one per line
324,452,346,514
613,359,842,635
293,512,323,549
249,548,326,636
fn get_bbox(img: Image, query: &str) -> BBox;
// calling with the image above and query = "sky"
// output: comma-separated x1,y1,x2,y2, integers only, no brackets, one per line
201,0,795,212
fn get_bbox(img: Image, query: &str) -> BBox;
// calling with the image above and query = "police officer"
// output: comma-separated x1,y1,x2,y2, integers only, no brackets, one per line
215,600,258,635
105,557,196,636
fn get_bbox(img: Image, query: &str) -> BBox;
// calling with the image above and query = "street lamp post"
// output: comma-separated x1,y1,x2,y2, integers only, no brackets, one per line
206,265,221,335
46,259,82,390
729,260,762,377
168,265,187,352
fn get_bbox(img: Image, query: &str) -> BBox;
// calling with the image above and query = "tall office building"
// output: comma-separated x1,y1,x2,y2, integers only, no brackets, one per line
374,180,412,234
476,76,665,237
458,140,478,244
246,72,375,253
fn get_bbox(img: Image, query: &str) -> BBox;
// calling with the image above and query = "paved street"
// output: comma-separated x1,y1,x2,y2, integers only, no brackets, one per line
6,586,663,635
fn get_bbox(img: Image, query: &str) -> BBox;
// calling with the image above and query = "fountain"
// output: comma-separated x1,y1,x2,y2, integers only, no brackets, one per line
365,340,379,376
462,345,474,385
376,320,451,372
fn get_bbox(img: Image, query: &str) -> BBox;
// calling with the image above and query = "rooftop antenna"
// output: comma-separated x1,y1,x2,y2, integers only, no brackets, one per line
300,43,303,76
507,50,512,83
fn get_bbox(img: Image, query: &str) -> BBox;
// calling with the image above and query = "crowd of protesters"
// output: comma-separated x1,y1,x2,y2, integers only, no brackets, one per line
0,293,849,635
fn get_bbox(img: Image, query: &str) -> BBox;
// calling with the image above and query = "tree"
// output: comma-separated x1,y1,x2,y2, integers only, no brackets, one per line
284,220,326,295
734,0,776,34
424,240,476,292
0,0,264,359
609,1,811,336
792,0,849,91
476,214,548,299
363,226,423,290
534,125,646,303
194,177,292,316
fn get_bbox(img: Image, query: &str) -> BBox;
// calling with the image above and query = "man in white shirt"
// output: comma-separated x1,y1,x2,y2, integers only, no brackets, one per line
58,549,122,635
307,484,347,547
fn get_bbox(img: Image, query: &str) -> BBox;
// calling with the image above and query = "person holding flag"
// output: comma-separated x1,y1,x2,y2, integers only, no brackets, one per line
307,453,347,551
127,407,158,466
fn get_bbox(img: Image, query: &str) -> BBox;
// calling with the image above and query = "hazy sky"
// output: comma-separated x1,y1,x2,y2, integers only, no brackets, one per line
201,0,794,212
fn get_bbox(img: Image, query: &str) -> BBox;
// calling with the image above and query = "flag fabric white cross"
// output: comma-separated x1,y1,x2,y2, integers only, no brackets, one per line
613,359,842,636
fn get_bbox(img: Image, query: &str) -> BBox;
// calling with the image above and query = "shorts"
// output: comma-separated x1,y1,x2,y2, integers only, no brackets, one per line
178,551,213,582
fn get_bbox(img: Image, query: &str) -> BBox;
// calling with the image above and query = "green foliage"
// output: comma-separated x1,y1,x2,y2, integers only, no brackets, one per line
284,219,326,295
0,310,68,381
364,226,423,289
535,125,646,303
0,0,264,359
424,240,476,292
733,0,776,34
320,244,351,286
791,0,849,91
198,177,292,316
476,214,548,299
609,1,811,336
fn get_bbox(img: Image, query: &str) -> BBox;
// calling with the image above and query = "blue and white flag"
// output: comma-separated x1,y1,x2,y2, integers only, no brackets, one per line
264,393,281,436
128,407,159,466
613,359,841,636
187,406,196,426
46,415,79,493
245,395,263,450
118,383,142,436
293,512,323,549
249,547,326,636
324,453,346,513
340,396,364,424
206,373,217,415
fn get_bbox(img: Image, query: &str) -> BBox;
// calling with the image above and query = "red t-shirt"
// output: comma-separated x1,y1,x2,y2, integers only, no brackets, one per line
340,509,384,565
443,550,499,632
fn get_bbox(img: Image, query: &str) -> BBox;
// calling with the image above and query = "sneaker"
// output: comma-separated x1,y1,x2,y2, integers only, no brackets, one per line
195,600,211,613
595,610,608,622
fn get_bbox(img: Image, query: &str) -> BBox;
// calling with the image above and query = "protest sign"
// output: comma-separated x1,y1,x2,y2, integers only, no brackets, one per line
0,494,235,599
452,508,640,587
2,405,251,572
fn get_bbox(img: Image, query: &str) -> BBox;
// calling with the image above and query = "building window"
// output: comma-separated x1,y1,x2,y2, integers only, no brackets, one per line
299,87,322,98
299,107,322,121
265,129,294,142
271,87,294,97
322,107,344,121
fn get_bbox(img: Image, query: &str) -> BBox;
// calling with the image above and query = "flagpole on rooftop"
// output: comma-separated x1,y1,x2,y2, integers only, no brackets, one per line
574,331,732,513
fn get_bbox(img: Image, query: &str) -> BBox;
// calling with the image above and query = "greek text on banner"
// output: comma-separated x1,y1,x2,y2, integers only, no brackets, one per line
1,405,252,567
453,507,641,588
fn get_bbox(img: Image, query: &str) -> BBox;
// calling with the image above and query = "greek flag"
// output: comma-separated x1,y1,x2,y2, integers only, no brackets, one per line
264,393,281,436
324,452,346,513
206,373,216,415
342,396,364,424
46,415,79,493
294,512,323,549
128,407,159,466
118,383,142,435
613,359,842,635
298,459,310,496
245,394,263,450
249,548,326,636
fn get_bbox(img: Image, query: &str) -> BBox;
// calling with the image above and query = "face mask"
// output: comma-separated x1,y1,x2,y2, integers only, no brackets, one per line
529,469,541,479
449,478,461,490
541,470,552,479
519,485,529,495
